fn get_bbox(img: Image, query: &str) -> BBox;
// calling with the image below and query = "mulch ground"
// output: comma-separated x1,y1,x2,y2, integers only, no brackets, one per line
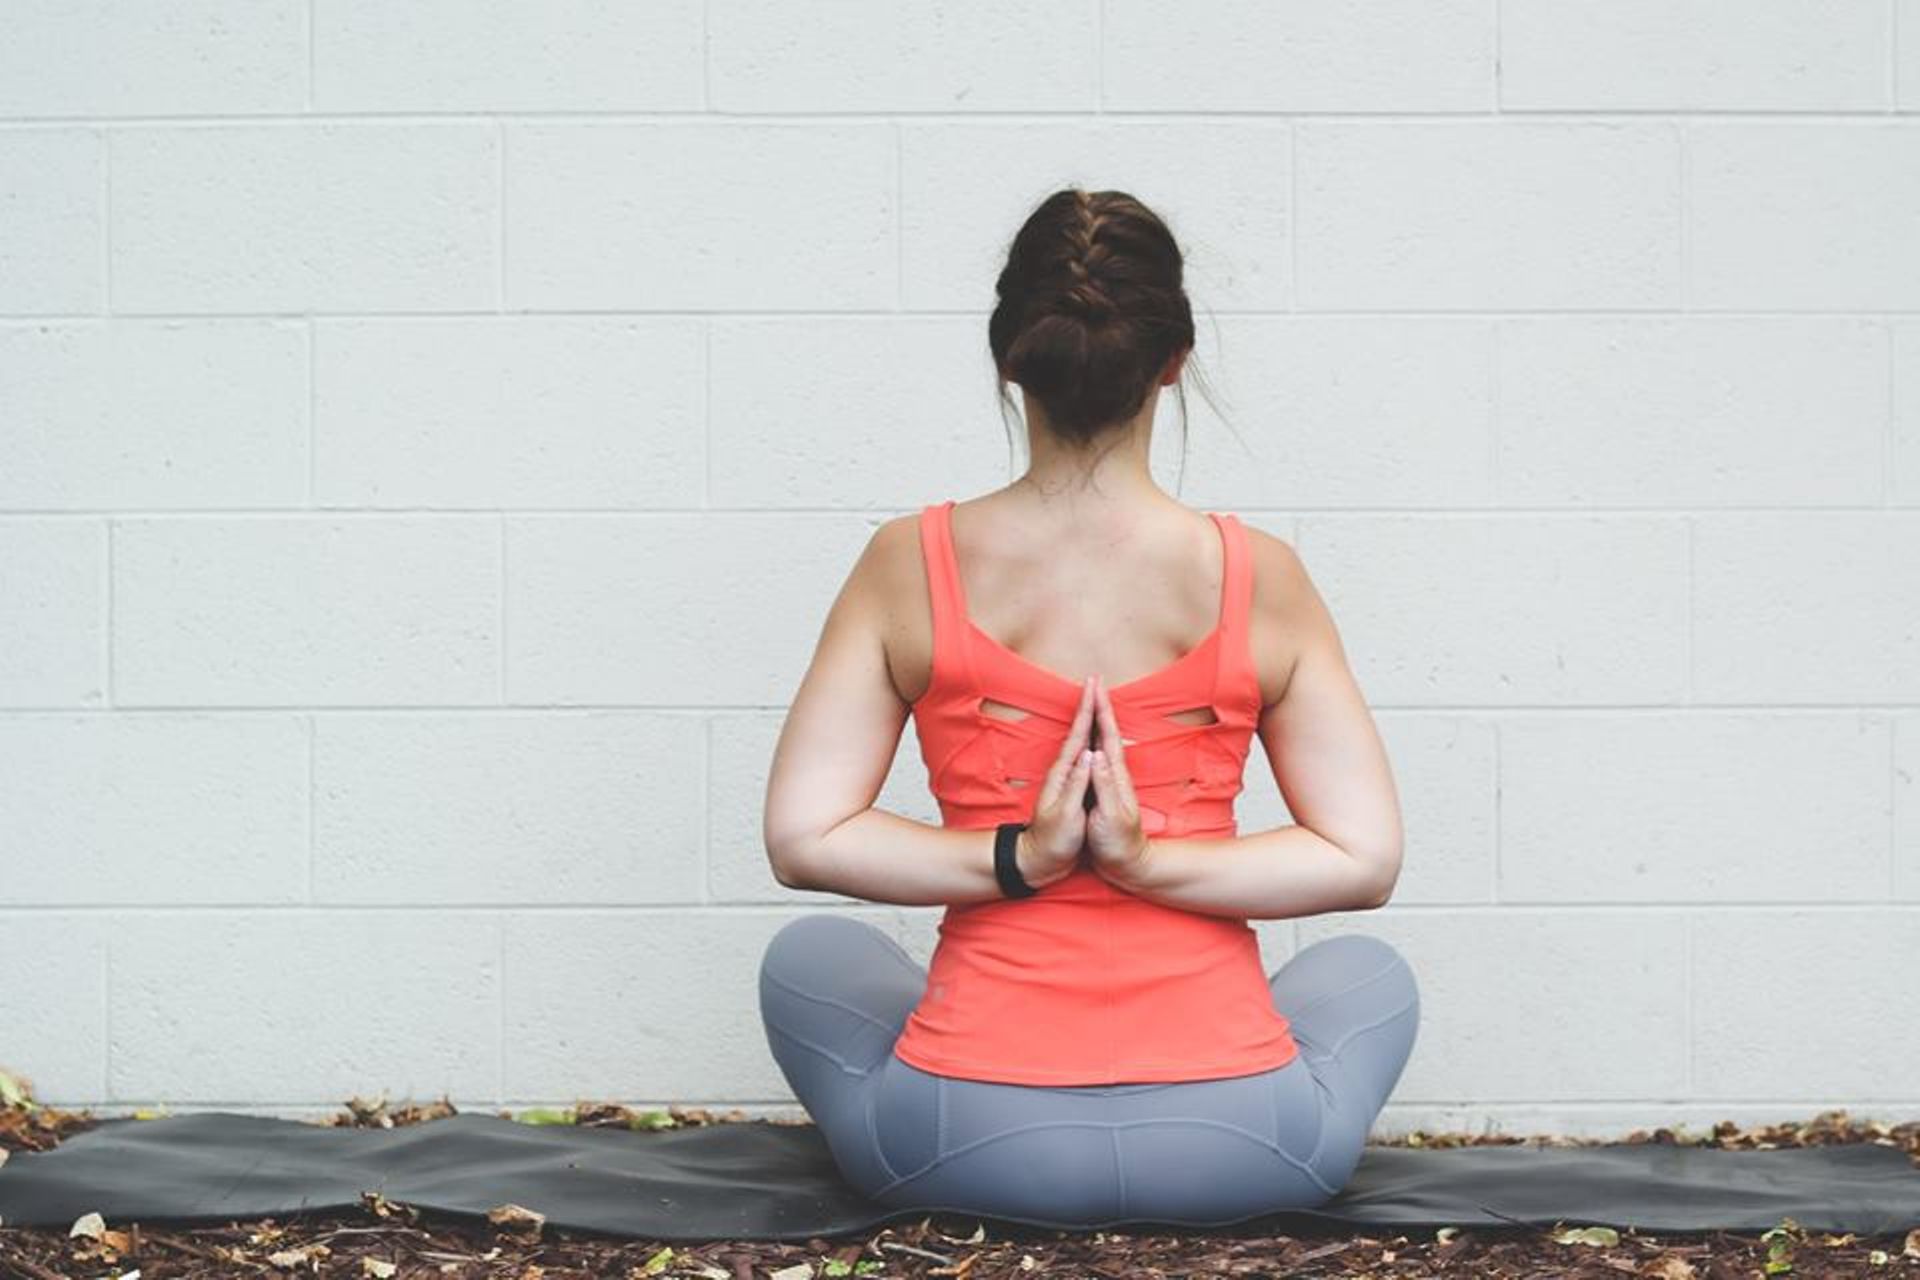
2,1072,1917,1279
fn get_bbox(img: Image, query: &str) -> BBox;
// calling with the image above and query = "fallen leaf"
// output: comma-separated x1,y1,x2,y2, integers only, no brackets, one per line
513,1107,576,1126
0,1069,38,1111
267,1243,330,1270
486,1201,546,1235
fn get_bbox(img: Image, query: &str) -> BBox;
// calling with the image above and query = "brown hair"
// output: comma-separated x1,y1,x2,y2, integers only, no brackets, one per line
987,188,1234,484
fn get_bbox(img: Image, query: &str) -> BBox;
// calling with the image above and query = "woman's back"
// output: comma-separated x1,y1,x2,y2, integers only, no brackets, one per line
891,497,1300,1085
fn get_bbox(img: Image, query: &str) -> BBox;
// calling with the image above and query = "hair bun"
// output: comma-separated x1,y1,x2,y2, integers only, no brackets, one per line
988,188,1196,445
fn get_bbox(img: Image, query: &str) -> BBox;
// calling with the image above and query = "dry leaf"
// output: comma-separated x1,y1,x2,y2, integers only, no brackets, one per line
486,1201,546,1234
362,1260,398,1278
69,1210,106,1239
268,1243,331,1270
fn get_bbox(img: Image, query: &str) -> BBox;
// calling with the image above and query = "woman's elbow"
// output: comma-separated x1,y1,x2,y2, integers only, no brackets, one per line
1355,847,1404,909
767,840,820,891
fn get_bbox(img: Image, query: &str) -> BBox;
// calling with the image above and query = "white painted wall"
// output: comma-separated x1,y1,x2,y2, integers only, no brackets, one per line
1,0,1916,1137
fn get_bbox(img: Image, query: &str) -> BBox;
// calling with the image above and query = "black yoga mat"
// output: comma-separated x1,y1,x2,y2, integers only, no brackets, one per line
3,1111,1918,1239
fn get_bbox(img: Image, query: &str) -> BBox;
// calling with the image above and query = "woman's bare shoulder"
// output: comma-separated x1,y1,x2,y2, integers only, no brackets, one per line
1238,520,1324,706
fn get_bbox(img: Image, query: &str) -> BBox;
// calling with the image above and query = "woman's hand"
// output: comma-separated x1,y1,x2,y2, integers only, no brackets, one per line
1015,675,1100,891
1084,675,1156,892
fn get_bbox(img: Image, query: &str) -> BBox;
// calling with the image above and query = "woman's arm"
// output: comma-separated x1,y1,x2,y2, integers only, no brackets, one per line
1116,534,1404,921
776,808,1018,906
764,515,1042,905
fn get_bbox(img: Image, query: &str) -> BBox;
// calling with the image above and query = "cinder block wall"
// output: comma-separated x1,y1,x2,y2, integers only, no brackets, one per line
1,1,1915,1136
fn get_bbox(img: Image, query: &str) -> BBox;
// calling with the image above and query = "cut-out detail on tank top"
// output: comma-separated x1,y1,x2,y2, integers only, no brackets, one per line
976,696,1030,722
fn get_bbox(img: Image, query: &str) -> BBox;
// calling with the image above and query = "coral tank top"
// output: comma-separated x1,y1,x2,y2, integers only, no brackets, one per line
890,498,1300,1086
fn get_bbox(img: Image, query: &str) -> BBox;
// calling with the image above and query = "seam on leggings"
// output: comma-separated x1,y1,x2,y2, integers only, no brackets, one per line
1321,994,1418,1061
865,1082,896,1182
936,1074,948,1161
871,1117,1339,1201
1302,1079,1330,1170
1273,1062,1331,1175
873,930,928,982
765,1019,866,1078
1110,1127,1126,1220
762,968,902,1038
1281,958,1409,1024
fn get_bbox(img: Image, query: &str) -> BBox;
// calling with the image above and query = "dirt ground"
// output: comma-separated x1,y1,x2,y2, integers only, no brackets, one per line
3,1079,1918,1279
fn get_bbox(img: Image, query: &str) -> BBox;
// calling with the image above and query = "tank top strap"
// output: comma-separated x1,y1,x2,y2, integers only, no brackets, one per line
1213,511,1255,660
918,499,970,682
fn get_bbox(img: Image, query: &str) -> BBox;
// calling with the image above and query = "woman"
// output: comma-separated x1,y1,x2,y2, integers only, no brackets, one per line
758,188,1416,1229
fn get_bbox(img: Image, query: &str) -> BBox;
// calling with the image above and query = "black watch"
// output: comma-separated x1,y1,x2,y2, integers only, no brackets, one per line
994,822,1039,898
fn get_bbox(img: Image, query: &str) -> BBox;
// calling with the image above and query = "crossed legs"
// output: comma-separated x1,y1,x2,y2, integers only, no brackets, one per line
758,913,1419,1227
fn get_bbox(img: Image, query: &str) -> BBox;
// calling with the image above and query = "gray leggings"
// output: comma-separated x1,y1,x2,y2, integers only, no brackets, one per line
757,912,1419,1229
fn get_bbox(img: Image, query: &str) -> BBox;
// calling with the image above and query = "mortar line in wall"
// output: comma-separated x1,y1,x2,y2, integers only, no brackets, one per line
17,108,1912,126
7,106,1912,126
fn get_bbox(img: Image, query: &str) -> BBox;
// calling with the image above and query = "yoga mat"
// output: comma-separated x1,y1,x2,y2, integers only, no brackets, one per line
3,1111,1918,1239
